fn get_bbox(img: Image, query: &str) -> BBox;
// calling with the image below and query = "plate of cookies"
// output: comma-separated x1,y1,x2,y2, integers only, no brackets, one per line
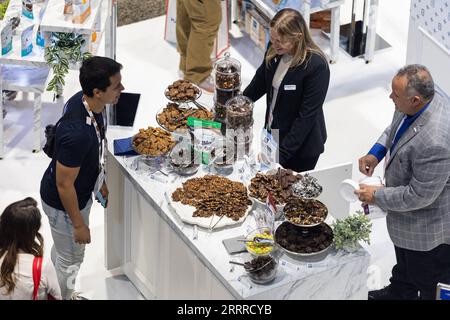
164,79,202,103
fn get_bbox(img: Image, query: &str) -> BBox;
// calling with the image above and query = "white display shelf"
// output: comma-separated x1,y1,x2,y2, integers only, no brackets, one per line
0,0,47,66
0,34,47,66
0,64,49,93
248,0,344,20
40,0,102,35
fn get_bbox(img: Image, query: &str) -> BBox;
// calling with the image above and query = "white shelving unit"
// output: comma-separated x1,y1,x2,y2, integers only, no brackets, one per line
0,0,116,158
40,0,102,34
239,0,344,63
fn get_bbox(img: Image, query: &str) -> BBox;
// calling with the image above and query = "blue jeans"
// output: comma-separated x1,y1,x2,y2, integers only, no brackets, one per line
41,198,92,300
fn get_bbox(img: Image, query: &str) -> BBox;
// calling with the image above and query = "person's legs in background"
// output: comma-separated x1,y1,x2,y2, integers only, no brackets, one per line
176,0,191,77
183,0,221,91
42,199,92,300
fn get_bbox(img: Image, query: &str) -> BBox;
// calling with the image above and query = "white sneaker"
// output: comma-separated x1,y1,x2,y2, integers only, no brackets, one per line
198,75,214,94
70,291,89,300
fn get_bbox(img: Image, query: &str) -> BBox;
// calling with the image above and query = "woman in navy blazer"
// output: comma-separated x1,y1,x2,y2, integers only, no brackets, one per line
243,8,330,172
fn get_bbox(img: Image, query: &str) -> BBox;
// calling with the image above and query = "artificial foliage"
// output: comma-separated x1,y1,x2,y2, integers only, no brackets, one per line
332,211,372,250
0,0,10,20
44,32,91,96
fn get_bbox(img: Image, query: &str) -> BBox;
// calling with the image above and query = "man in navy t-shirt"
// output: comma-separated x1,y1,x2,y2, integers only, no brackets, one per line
40,56,124,300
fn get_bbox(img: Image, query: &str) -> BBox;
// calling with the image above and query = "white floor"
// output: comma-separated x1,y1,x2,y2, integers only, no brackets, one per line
0,0,412,299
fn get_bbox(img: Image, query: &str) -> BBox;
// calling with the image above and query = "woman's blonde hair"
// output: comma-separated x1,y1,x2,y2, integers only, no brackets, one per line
266,8,328,68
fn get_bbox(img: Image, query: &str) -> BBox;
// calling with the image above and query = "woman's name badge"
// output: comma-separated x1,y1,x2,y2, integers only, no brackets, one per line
86,116,92,125
284,85,296,91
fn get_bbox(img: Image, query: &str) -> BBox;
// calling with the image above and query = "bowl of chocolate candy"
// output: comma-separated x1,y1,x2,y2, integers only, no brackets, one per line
244,254,279,284
274,221,333,258
283,197,328,228
291,174,323,199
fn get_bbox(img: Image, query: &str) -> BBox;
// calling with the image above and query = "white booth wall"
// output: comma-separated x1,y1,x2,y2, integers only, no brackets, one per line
406,0,450,96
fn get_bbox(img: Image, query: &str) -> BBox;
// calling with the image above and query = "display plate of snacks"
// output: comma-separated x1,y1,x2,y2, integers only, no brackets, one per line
156,102,214,132
283,197,328,228
169,175,253,229
248,168,303,218
274,221,333,257
164,79,202,103
132,126,176,157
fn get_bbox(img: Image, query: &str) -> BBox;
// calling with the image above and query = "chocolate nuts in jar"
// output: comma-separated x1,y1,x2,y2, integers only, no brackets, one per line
213,52,241,90
225,95,254,130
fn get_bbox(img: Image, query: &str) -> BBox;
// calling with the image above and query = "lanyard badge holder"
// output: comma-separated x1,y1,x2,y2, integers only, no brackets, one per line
82,98,105,194
260,128,278,171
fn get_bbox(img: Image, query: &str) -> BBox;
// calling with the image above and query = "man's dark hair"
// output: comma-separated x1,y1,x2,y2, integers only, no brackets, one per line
79,56,123,97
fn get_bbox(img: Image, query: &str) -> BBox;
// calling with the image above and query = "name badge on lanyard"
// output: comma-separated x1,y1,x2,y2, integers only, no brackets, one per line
82,97,105,193
284,84,296,91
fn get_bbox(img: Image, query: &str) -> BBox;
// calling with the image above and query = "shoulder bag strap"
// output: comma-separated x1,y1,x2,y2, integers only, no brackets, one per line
32,256,43,300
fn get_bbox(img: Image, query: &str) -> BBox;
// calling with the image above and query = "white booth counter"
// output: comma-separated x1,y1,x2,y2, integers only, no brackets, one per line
105,127,370,300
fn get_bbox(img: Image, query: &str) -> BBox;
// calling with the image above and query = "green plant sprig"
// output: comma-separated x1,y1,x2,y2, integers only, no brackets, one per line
0,0,9,20
44,32,92,96
332,211,372,250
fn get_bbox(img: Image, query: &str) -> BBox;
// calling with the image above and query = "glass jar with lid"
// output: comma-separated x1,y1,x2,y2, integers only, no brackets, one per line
225,95,254,130
214,52,241,106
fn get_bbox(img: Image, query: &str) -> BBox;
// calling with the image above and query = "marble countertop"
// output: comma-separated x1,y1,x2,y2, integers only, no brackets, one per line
106,126,370,299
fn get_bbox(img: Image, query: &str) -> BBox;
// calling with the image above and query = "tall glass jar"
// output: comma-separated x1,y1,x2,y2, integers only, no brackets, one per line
213,52,242,124
225,95,254,158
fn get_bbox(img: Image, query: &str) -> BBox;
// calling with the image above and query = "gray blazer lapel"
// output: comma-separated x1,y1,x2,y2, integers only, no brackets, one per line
385,104,433,170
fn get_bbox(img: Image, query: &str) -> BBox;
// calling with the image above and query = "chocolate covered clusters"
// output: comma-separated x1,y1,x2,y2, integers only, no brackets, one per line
283,197,328,226
132,127,176,156
215,88,240,107
226,101,253,129
165,80,200,102
275,222,333,254
157,102,213,131
171,175,252,221
215,65,240,90
291,174,323,198
244,256,278,283
249,168,303,204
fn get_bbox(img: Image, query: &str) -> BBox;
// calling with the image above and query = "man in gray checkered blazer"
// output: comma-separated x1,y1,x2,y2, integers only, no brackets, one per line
356,64,450,300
